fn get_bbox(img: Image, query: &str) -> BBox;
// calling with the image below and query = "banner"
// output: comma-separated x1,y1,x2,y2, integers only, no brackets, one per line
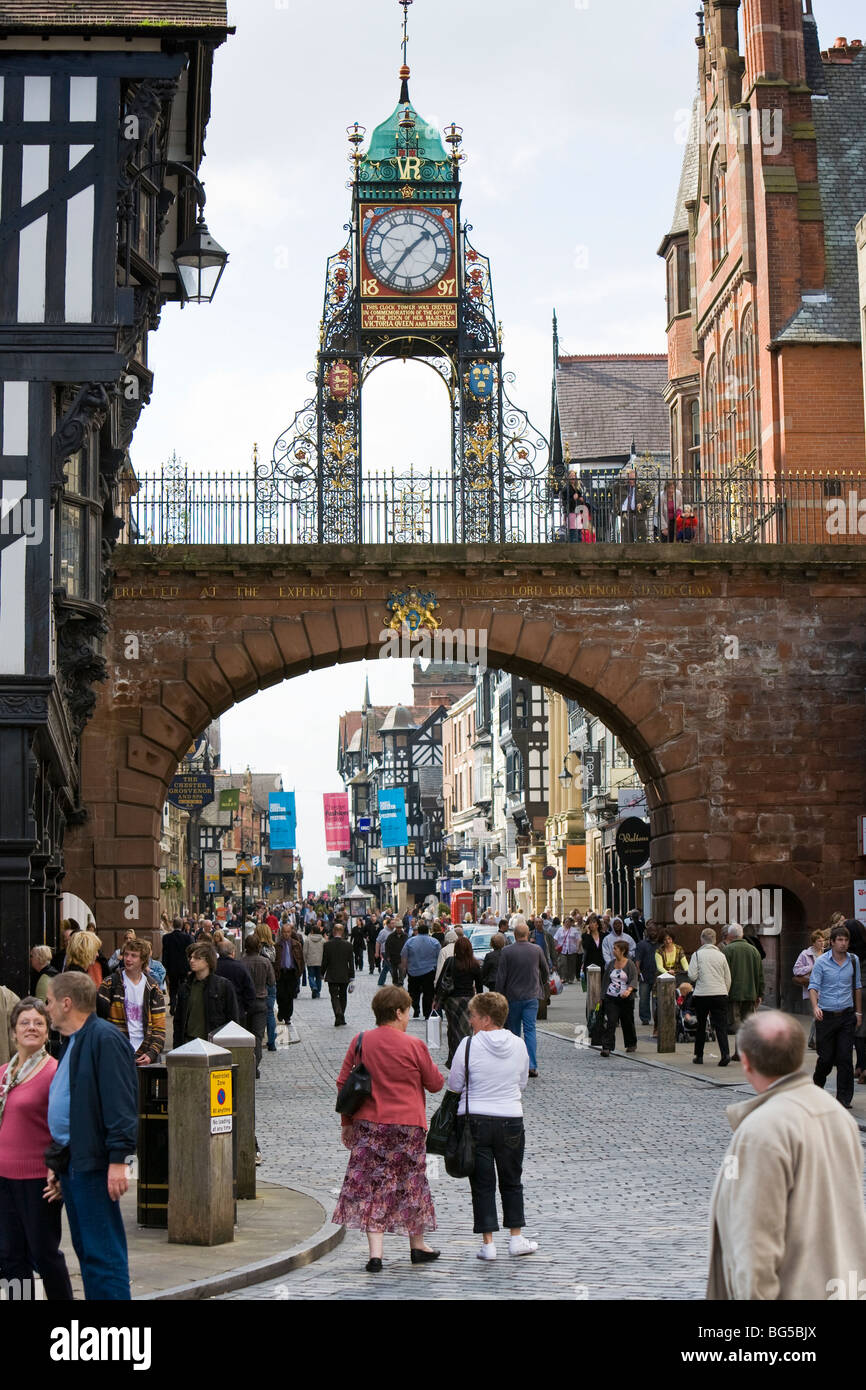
269,791,297,850
378,787,408,848
323,792,350,851
219,787,240,812
166,772,214,810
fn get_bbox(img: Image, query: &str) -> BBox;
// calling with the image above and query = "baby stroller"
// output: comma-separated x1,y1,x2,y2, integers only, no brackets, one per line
675,985,714,1044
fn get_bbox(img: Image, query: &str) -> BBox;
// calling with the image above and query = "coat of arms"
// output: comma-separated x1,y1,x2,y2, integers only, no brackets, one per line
325,360,358,400
385,588,441,632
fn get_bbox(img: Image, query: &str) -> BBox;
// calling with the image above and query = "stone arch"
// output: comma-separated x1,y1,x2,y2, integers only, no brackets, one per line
61,543,866,958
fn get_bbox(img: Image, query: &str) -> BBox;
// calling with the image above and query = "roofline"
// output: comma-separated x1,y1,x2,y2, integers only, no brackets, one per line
0,21,235,36
557,353,667,364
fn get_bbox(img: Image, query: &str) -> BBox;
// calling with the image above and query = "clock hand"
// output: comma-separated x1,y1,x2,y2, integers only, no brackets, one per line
384,229,432,275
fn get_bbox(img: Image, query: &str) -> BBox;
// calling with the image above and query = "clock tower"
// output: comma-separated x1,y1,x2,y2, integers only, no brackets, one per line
259,1,549,545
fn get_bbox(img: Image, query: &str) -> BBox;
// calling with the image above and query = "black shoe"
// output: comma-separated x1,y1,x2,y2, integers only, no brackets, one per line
528,1068,539,1077
267,1046,277,1052
255,1069,261,1079
718,1057,730,1067
692,1057,703,1064
410,1248,440,1264
413,1011,420,1019
365,1258,383,1273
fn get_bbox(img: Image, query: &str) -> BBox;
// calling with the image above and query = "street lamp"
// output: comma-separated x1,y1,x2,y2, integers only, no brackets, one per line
124,159,229,303
558,750,581,788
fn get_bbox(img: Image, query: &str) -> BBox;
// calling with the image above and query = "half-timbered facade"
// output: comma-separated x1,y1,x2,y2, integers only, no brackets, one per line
0,2,231,993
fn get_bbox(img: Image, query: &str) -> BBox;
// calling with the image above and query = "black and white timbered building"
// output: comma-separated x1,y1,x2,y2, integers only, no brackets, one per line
0,2,231,993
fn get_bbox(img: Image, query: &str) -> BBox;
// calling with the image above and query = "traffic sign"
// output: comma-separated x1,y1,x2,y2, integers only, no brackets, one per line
542,865,557,881
235,856,253,877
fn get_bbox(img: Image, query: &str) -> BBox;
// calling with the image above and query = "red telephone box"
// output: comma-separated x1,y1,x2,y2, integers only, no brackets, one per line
450,890,475,924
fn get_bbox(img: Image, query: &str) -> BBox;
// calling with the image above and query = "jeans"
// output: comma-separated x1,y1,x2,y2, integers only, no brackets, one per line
377,959,394,986
814,1009,856,1106
693,994,730,1061
638,978,653,1024
467,1115,526,1234
60,1169,130,1300
265,984,277,1049
730,998,757,1055
602,994,636,1052
366,941,377,973
329,982,349,1022
353,942,365,970
0,1176,73,1300
307,965,322,997
407,970,436,1019
506,998,538,1070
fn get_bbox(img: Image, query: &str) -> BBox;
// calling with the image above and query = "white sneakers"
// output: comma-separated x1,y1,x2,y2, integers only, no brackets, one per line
508,1234,538,1257
477,1236,539,1260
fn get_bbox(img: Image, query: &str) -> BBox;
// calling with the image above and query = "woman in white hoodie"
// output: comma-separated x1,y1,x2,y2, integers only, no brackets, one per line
447,991,537,1262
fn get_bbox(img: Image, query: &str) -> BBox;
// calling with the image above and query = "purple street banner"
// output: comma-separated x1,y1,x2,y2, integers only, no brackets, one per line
323,792,350,852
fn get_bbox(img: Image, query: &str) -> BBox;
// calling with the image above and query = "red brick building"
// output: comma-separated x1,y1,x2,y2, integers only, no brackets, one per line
660,0,866,484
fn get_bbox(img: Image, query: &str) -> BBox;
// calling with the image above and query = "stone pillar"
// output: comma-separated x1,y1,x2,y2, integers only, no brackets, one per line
211,1021,257,1200
167,1038,234,1246
656,972,676,1054
0,728,37,997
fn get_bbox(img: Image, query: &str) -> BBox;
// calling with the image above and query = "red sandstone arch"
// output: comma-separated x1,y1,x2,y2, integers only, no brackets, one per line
63,544,866,963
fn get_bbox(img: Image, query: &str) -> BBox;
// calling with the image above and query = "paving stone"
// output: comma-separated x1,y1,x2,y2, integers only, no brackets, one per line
219,970,866,1302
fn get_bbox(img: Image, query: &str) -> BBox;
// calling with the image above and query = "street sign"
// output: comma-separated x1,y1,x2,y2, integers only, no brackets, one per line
235,856,253,877
358,817,372,833
202,850,221,895
210,1069,232,1136
166,771,214,810
615,817,651,868
542,865,557,880
219,787,240,812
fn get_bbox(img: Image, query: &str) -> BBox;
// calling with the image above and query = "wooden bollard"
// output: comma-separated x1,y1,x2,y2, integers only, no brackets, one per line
212,1021,257,1200
586,964,601,1041
656,972,676,1054
167,1038,234,1246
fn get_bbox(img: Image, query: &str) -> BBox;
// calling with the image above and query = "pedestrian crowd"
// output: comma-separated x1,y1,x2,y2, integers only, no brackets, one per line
1,896,863,1303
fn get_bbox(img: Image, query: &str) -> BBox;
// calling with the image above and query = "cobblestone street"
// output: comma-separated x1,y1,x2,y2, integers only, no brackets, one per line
220,972,866,1302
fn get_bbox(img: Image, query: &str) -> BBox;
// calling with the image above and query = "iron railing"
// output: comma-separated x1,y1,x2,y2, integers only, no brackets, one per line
125,467,866,547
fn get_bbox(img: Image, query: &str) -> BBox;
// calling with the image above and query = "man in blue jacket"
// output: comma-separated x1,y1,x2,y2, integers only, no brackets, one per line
45,971,137,1300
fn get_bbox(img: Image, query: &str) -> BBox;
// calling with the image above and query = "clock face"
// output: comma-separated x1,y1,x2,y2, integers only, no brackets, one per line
365,208,453,293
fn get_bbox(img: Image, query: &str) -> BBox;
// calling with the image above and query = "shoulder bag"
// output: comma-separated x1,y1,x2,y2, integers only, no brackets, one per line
444,1037,476,1178
335,1032,373,1116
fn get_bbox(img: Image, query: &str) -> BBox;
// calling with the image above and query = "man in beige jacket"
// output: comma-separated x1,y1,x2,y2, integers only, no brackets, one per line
707,1010,866,1300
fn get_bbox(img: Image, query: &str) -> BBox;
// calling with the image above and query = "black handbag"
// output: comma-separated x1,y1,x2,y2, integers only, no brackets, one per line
426,1088,459,1155
436,956,456,1001
444,1037,476,1179
335,1032,373,1116
587,999,605,1044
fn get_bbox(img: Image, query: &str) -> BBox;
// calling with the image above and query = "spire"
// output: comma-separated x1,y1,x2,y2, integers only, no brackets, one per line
552,309,559,368
362,674,371,711
399,0,412,102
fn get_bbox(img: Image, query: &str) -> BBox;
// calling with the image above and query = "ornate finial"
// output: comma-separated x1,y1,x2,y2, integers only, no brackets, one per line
696,8,705,39
400,0,413,67
252,442,258,466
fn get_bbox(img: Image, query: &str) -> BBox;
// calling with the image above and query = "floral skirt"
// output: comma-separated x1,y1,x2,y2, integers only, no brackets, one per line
332,1120,436,1235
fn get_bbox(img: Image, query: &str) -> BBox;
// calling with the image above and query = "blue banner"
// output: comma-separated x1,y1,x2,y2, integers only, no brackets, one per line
269,792,297,850
378,787,408,848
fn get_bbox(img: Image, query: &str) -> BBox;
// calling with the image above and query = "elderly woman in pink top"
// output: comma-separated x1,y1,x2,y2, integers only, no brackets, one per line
0,997,73,1299
333,985,445,1273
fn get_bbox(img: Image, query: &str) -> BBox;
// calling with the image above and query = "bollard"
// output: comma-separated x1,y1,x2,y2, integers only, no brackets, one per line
586,964,602,1020
211,1021,257,1200
656,972,676,1054
167,1038,234,1246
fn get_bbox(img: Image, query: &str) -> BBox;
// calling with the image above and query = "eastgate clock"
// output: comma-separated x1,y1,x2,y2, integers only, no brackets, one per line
364,207,453,293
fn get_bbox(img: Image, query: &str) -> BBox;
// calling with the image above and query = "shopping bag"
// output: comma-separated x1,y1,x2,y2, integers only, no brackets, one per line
587,1000,605,1044
549,971,563,996
426,1010,442,1051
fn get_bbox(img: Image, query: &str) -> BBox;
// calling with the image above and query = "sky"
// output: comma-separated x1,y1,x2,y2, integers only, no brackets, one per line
134,0,862,889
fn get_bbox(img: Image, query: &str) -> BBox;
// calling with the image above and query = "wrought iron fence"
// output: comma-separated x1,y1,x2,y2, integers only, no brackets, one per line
125,466,866,547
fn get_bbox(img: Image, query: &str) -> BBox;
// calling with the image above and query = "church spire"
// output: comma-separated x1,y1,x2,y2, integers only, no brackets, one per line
362,673,371,711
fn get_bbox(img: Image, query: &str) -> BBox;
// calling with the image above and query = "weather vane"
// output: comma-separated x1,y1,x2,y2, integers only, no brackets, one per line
400,0,413,67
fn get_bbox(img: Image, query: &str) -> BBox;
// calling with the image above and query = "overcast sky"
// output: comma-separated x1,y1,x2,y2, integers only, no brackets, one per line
133,0,860,889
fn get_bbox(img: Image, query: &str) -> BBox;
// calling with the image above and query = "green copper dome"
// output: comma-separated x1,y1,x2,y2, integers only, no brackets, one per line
364,100,449,165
